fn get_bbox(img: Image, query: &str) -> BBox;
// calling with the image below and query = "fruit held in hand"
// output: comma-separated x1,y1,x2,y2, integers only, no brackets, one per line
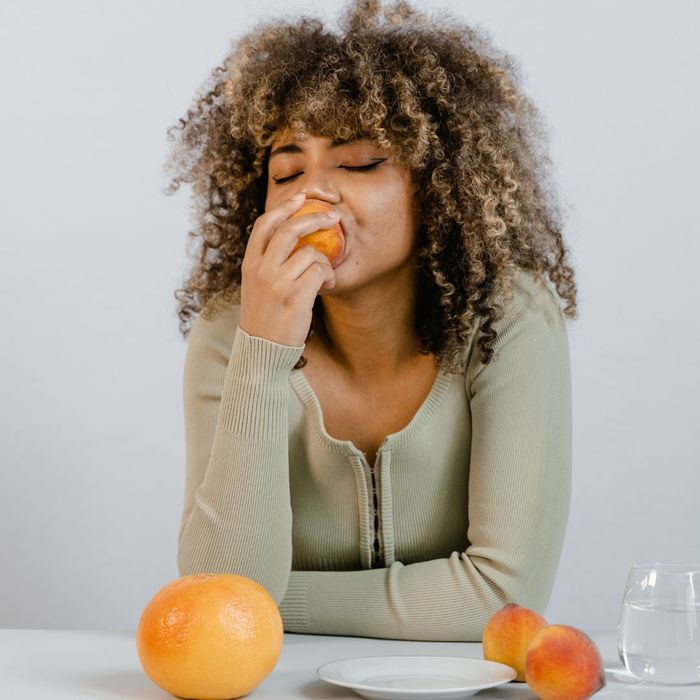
525,624,606,700
136,573,283,700
290,199,345,267
483,603,548,681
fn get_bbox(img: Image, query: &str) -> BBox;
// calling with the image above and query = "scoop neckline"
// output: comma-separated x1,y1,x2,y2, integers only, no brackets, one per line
288,358,454,458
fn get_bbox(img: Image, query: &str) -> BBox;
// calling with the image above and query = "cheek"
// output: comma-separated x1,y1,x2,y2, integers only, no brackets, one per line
358,182,411,228
263,186,275,212
365,197,416,249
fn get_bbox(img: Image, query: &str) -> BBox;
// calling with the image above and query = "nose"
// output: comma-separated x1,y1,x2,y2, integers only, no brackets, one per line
295,169,341,204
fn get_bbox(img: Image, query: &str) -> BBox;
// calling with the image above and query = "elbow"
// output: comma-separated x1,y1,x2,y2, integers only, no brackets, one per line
176,548,290,607
522,580,555,618
177,549,193,579
469,560,554,621
499,573,556,619
177,546,202,579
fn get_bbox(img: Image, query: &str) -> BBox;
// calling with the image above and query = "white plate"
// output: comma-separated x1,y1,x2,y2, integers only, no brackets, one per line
316,655,517,700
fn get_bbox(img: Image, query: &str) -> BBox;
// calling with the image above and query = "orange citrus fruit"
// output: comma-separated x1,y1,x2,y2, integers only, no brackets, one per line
136,573,284,699
289,198,345,267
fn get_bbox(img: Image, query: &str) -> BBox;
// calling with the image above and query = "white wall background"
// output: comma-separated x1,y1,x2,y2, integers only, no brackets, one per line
1,0,698,633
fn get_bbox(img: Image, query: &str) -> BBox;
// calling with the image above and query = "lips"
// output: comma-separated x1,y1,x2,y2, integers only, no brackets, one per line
331,220,349,269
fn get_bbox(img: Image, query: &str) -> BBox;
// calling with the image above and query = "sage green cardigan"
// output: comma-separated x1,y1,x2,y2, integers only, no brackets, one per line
177,267,572,641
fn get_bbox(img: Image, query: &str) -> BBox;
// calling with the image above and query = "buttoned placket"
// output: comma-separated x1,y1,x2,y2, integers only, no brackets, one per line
353,440,390,570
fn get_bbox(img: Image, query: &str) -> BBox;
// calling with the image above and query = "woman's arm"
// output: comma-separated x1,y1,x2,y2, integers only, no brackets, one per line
178,303,304,604
279,270,572,641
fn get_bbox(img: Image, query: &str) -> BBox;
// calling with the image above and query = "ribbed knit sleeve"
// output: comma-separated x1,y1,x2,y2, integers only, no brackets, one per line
178,306,304,604
278,270,572,640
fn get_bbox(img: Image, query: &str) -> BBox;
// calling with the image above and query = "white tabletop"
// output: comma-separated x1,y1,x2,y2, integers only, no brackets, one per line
0,628,696,698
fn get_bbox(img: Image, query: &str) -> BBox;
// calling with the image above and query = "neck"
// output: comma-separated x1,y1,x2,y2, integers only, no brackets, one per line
312,265,426,380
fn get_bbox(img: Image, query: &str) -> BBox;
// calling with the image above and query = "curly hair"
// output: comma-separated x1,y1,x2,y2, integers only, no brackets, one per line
165,0,578,374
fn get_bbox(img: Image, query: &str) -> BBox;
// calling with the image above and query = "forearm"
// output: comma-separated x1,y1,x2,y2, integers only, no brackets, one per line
178,431,293,602
279,508,567,642
179,326,304,603
280,556,504,641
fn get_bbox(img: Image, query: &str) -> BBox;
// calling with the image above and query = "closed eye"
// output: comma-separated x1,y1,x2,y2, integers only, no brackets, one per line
271,159,386,185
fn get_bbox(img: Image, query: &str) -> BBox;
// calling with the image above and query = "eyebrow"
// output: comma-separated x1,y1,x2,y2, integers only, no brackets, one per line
269,137,365,159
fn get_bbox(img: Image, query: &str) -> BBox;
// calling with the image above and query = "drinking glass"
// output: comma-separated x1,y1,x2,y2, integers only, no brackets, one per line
617,562,700,684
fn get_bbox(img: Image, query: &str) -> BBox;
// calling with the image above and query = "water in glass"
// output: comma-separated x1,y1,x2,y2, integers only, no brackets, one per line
619,600,700,683
618,563,700,685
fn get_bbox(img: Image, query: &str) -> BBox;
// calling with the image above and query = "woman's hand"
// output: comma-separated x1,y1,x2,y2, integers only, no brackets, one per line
239,194,338,346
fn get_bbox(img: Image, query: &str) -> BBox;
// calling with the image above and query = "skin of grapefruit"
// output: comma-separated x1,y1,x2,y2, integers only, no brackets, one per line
136,573,284,700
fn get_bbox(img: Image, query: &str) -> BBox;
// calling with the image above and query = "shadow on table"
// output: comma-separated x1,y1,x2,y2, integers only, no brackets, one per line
299,679,357,697
298,679,538,698
475,688,538,698
82,670,167,699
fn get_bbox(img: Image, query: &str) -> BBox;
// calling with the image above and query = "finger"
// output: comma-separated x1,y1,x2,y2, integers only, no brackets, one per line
279,245,335,282
245,194,307,260
265,209,341,268
295,259,336,299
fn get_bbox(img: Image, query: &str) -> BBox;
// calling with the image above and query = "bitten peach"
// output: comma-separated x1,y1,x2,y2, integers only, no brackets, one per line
525,624,606,700
289,199,345,268
483,603,548,682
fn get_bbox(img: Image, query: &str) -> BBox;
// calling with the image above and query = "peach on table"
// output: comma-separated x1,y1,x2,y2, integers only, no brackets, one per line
483,602,606,699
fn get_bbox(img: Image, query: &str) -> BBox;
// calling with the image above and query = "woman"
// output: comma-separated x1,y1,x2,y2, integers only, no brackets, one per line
166,0,578,641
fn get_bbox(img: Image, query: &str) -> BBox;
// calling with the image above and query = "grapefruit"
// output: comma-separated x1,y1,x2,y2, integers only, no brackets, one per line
136,573,284,699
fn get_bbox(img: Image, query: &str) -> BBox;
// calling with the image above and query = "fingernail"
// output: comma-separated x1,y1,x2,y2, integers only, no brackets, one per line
291,193,305,201
326,210,340,218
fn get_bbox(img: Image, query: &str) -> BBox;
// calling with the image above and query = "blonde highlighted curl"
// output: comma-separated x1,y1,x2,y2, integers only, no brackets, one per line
165,0,578,374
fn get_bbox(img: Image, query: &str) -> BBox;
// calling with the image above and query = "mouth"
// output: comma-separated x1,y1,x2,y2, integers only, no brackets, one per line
331,221,349,269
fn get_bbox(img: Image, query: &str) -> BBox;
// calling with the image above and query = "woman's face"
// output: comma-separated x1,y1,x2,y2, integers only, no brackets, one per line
263,129,422,294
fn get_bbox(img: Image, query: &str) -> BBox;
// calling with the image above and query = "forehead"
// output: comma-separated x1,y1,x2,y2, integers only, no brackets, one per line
270,128,378,148
267,130,391,164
